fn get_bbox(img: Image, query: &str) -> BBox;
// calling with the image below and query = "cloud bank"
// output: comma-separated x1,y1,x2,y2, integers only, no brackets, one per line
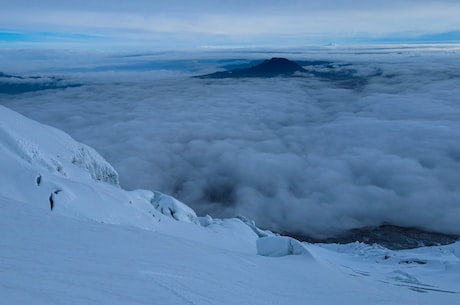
1,0,460,47
3,47,460,238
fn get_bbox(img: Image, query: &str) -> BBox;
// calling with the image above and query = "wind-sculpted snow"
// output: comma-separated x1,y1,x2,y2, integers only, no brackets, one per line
4,47,460,239
257,236,311,257
3,191,460,304
0,106,119,186
0,105,204,230
71,146,119,185
151,191,199,224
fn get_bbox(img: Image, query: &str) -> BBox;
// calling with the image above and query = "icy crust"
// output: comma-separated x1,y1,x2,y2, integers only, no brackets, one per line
150,191,199,224
257,236,311,257
0,105,203,229
0,106,119,186
453,242,460,258
0,105,267,242
316,241,460,295
71,146,119,185
235,215,273,238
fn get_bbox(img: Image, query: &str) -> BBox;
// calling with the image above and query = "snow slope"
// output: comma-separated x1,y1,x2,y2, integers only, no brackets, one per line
1,105,459,304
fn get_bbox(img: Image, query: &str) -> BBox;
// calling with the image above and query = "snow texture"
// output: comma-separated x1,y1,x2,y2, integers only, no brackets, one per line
0,105,119,185
256,236,311,257
0,105,192,229
151,191,199,224
0,104,459,304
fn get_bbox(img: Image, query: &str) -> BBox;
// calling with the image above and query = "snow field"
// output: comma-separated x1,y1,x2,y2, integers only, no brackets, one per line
0,105,459,304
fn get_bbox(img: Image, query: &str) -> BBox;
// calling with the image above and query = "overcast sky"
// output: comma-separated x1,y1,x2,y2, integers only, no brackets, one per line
1,1,460,48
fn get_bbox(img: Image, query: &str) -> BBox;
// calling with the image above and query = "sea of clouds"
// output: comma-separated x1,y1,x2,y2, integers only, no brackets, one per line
2,46,460,238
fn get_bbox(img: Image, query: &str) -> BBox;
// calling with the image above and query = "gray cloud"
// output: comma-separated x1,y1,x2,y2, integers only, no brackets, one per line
3,47,460,238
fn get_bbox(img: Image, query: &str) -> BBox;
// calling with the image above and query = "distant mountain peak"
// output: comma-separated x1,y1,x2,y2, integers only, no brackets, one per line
197,57,306,79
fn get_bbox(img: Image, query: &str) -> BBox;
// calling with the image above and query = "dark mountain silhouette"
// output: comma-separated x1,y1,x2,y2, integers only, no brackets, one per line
197,57,307,79
0,72,80,95
195,57,370,90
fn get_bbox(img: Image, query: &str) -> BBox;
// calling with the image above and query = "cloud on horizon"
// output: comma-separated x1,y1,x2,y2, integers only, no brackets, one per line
1,0,460,48
4,47,460,238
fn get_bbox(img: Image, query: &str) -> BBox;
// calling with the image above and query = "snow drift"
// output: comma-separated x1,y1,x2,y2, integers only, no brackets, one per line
0,105,194,229
256,236,312,257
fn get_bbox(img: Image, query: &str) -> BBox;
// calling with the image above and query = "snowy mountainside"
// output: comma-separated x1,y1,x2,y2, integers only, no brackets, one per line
0,104,196,228
0,104,262,253
1,105,460,304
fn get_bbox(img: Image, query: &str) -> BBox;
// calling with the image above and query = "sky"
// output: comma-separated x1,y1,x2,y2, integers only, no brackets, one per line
1,0,460,49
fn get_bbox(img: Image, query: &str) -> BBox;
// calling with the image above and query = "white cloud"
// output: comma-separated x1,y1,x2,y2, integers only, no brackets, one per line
3,46,460,238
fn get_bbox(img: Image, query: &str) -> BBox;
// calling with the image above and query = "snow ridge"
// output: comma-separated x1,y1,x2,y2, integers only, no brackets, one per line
71,146,119,185
0,105,119,185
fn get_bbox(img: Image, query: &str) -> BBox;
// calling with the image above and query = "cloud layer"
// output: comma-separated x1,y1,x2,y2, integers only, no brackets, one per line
3,47,460,238
1,0,460,47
